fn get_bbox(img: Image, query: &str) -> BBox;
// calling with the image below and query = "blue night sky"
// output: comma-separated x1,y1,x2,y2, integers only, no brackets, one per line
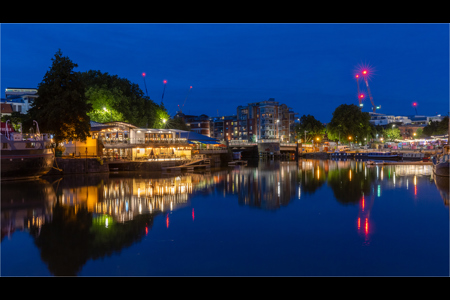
1,23,449,123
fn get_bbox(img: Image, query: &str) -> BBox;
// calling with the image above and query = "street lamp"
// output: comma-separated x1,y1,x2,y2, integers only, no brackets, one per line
277,120,280,140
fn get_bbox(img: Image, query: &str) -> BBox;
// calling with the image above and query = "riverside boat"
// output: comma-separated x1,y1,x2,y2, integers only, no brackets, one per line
432,154,449,177
402,152,425,161
365,152,401,161
1,121,54,181
330,151,354,159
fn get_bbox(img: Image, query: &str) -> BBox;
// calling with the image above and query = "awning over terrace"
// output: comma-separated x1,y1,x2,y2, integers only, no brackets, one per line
179,131,220,145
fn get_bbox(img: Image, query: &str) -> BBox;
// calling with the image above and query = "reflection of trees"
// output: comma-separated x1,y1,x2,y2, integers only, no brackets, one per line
298,160,326,195
327,165,376,205
32,201,93,276
89,213,157,260
32,198,158,276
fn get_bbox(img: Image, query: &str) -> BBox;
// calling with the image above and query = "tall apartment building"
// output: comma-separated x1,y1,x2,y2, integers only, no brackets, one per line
174,99,298,143
237,98,298,142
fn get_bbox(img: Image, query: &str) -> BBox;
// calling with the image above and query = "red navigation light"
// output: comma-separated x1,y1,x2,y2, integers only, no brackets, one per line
413,102,417,106
355,74,359,78
142,73,146,77
362,70,367,75
163,80,167,84
359,94,364,98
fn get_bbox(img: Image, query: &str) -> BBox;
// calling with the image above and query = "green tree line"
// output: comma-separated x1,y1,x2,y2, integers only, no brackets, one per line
2,50,188,144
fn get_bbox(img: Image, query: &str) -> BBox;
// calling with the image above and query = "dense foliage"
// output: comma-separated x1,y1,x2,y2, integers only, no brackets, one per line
293,114,325,143
28,49,92,144
422,116,449,137
326,104,372,144
78,70,170,128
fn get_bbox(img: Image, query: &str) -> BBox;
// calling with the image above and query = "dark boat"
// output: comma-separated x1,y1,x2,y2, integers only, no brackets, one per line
432,154,449,177
402,152,425,161
330,151,354,159
1,121,54,181
365,152,401,161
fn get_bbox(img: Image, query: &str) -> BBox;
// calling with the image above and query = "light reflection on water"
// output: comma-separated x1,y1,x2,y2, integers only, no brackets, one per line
1,159,448,276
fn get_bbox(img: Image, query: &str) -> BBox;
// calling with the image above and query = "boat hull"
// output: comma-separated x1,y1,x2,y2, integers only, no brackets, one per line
433,162,449,177
1,149,54,181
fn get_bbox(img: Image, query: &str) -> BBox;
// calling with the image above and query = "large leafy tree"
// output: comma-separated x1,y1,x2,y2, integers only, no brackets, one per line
78,70,170,128
383,127,401,141
28,49,92,144
326,104,372,144
294,114,325,143
422,116,449,137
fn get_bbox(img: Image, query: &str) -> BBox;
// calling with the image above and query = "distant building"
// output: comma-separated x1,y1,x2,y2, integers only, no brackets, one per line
407,115,445,125
174,112,212,137
369,112,446,128
1,103,14,116
369,112,412,127
397,124,426,139
2,87,38,114
237,98,298,142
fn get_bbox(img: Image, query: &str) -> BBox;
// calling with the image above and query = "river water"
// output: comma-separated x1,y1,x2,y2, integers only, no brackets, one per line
1,159,448,276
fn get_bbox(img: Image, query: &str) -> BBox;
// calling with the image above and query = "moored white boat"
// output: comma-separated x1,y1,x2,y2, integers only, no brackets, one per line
1,121,54,181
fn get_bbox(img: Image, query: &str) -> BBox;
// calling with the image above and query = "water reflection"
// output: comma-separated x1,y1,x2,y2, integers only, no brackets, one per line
1,159,448,276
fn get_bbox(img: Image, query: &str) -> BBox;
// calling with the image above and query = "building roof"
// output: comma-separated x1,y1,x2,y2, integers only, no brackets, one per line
179,131,220,144
1,103,13,114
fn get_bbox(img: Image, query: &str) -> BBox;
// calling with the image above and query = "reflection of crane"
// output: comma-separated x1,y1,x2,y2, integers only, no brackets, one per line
357,191,375,245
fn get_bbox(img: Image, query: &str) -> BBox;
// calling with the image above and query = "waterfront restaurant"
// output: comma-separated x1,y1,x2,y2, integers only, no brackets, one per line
63,121,220,161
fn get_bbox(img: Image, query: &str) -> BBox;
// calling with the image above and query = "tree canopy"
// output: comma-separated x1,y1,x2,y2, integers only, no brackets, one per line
28,49,92,144
78,70,177,129
293,114,325,143
326,104,372,144
422,116,449,137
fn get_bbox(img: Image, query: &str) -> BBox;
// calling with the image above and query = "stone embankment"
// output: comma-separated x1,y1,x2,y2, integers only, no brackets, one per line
46,157,109,175
46,152,233,175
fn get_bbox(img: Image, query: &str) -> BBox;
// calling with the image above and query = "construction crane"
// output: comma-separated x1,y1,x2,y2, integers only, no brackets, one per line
178,86,192,114
361,69,378,113
161,80,167,105
355,74,364,109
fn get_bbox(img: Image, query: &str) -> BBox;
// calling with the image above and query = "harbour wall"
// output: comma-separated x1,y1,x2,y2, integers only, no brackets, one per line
46,152,233,175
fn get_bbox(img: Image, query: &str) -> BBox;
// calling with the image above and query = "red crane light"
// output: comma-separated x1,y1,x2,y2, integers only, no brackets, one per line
360,94,364,98
163,80,167,84
413,102,417,106
142,73,146,77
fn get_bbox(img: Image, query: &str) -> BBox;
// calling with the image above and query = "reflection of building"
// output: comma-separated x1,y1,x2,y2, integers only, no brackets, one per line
223,161,298,209
1,179,57,240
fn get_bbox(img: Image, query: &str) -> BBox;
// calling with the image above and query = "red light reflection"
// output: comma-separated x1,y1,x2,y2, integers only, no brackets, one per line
166,214,169,228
